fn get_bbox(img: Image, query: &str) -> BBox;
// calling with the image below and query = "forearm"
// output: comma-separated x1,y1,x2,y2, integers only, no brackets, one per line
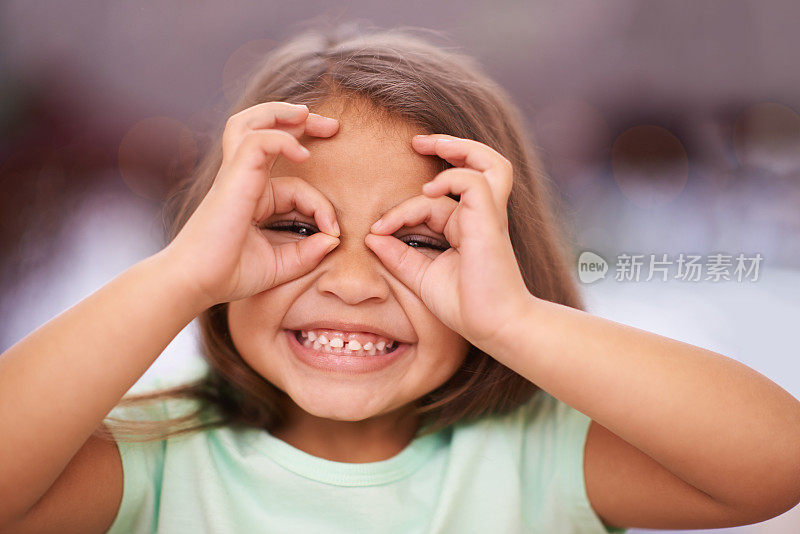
0,250,205,522
491,295,800,508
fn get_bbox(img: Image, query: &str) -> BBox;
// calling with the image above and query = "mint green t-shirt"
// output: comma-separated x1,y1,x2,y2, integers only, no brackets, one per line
106,379,626,534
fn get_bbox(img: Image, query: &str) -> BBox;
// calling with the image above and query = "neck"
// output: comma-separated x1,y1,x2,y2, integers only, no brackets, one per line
270,397,420,463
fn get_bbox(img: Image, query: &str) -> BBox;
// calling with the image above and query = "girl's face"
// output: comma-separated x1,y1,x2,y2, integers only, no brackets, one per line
227,105,470,424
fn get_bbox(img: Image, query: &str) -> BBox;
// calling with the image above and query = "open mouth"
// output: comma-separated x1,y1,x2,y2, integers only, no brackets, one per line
291,329,400,355
285,328,410,374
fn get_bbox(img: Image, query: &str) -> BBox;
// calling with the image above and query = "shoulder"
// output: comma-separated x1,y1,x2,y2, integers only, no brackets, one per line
449,391,626,533
520,393,628,533
521,390,590,448
444,390,575,474
452,390,574,442
105,374,213,483
103,376,214,534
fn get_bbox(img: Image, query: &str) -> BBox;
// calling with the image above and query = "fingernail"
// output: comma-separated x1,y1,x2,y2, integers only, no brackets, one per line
332,220,340,236
299,145,310,156
309,112,337,122
414,134,429,139
371,218,384,231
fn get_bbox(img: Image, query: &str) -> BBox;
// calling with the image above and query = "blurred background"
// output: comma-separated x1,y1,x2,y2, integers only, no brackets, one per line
2,1,799,532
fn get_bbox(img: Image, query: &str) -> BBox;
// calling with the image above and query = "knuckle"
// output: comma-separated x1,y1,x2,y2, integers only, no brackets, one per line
464,169,486,183
224,101,284,131
405,194,427,210
232,131,267,159
240,130,263,151
436,194,459,208
271,174,296,186
241,128,292,148
221,118,238,149
270,100,295,108
398,245,418,273
224,112,243,133
443,167,474,179
280,175,312,197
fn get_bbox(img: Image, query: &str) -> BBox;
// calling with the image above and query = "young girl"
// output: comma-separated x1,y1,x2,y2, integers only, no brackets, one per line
2,23,799,534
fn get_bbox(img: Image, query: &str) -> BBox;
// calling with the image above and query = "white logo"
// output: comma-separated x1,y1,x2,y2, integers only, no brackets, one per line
578,251,608,283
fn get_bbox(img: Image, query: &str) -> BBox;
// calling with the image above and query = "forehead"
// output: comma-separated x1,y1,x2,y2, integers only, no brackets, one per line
270,101,440,219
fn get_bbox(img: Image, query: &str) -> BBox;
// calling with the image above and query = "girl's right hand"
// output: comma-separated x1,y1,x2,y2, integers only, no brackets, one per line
163,101,341,308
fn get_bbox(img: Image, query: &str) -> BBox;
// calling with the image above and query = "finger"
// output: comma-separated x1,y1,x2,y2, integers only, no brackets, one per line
364,233,433,297
423,167,497,213
370,194,457,237
224,102,307,162
422,168,507,244
235,107,339,138
411,134,513,220
263,176,340,237
270,232,340,287
212,129,311,228
223,102,339,163
304,112,340,137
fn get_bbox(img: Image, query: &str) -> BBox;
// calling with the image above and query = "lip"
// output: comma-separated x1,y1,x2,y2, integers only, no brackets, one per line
284,329,411,375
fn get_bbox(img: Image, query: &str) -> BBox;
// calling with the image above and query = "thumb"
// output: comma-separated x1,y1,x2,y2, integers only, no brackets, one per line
270,234,339,287
364,233,430,297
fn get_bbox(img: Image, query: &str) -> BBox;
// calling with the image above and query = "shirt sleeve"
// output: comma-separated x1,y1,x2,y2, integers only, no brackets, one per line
550,394,628,534
104,383,169,534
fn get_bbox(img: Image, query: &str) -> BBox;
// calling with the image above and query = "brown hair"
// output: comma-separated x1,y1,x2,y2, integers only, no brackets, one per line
96,21,585,445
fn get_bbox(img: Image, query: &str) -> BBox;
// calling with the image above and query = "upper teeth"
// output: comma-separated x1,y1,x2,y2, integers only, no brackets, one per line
299,329,396,356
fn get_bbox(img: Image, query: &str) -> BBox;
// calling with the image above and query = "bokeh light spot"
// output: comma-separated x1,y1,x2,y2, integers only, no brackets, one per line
733,102,800,174
612,125,689,209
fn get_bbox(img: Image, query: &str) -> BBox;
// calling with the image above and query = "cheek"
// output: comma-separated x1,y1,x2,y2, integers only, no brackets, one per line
226,288,293,356
226,300,257,359
398,290,469,366
439,335,470,371
416,334,470,396
226,296,290,387
419,320,470,372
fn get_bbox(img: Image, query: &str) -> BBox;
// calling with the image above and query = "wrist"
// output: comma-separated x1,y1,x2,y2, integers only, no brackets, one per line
145,248,216,316
482,293,548,362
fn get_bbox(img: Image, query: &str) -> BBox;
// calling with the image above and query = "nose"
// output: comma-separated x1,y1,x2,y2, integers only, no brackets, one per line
314,239,391,305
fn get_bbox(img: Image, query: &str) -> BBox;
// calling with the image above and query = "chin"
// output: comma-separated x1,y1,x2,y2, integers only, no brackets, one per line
288,387,398,422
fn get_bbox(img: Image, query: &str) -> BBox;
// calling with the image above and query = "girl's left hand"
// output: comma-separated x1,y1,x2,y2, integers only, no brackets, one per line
364,134,533,352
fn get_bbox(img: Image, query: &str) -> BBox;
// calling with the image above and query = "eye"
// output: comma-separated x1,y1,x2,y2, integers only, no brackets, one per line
261,217,318,237
400,234,450,251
